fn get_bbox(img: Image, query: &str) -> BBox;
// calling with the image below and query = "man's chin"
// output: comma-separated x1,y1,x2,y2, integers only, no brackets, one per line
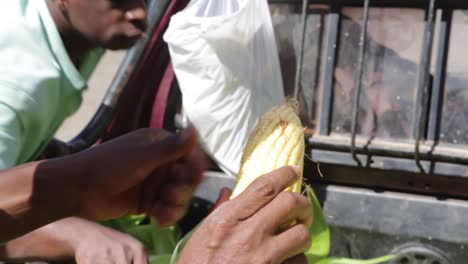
103,35,142,50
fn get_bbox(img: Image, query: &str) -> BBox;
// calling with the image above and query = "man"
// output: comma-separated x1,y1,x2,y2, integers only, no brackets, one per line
0,0,148,167
0,128,313,264
0,0,155,262
0,0,313,263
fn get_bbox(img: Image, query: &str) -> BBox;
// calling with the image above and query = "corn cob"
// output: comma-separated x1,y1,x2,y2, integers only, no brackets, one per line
230,100,305,199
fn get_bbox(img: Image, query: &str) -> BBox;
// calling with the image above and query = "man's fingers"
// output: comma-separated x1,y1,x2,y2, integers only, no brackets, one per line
170,148,206,186
135,254,149,264
82,127,201,194
230,166,300,220
139,170,166,213
114,246,132,264
268,224,311,264
141,146,206,224
130,242,149,264
253,192,313,233
150,126,199,167
159,183,195,207
184,146,208,185
149,203,187,227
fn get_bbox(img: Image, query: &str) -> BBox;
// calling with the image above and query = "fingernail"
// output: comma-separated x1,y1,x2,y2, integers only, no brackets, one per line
220,187,232,198
291,166,301,177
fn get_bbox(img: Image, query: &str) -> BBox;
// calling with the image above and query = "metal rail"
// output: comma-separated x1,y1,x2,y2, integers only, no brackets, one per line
319,2,341,135
268,0,468,9
293,0,309,99
413,0,436,173
310,136,468,165
428,9,453,142
350,0,370,167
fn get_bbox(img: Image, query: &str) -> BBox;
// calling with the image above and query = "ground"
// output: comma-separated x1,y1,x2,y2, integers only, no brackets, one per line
55,51,126,141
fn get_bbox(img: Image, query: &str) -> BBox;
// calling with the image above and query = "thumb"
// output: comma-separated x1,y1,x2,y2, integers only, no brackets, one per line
150,126,199,166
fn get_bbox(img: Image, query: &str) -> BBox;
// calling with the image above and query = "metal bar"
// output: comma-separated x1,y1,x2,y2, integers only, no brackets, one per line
317,184,468,245
319,3,341,135
428,9,453,141
310,148,468,178
268,0,468,9
102,0,171,108
413,0,436,173
350,0,370,167
309,136,468,165
307,13,326,121
293,0,309,99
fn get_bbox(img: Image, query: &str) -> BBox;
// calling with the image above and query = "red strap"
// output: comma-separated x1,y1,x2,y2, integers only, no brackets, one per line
150,63,175,128
104,0,189,138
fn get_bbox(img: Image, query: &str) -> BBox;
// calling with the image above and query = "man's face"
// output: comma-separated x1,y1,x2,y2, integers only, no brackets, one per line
64,0,148,50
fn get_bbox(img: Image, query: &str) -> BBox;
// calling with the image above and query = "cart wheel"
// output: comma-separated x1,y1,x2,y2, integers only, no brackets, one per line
390,243,452,264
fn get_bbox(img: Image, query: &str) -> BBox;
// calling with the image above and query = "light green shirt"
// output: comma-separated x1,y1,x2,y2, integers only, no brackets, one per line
0,0,103,168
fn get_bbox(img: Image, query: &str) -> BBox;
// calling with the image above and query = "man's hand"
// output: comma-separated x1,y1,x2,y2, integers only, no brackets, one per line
178,167,313,264
72,219,148,264
68,127,207,225
38,139,71,159
0,127,205,242
1,217,147,264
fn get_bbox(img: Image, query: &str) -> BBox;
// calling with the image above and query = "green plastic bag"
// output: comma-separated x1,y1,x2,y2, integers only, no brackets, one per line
312,256,394,264
149,254,173,264
304,187,392,264
305,187,331,259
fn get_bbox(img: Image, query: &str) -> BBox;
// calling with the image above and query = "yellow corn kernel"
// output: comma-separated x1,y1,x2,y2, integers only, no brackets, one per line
230,100,305,199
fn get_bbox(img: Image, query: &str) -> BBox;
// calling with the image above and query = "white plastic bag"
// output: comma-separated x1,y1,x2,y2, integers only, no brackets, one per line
164,0,285,179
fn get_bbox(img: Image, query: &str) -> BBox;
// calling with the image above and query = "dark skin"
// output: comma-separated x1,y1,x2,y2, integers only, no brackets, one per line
47,0,147,60
1,128,206,264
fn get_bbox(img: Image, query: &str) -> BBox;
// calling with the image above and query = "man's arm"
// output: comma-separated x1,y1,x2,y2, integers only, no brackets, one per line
0,160,77,242
0,217,74,262
0,217,148,264
37,139,71,160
